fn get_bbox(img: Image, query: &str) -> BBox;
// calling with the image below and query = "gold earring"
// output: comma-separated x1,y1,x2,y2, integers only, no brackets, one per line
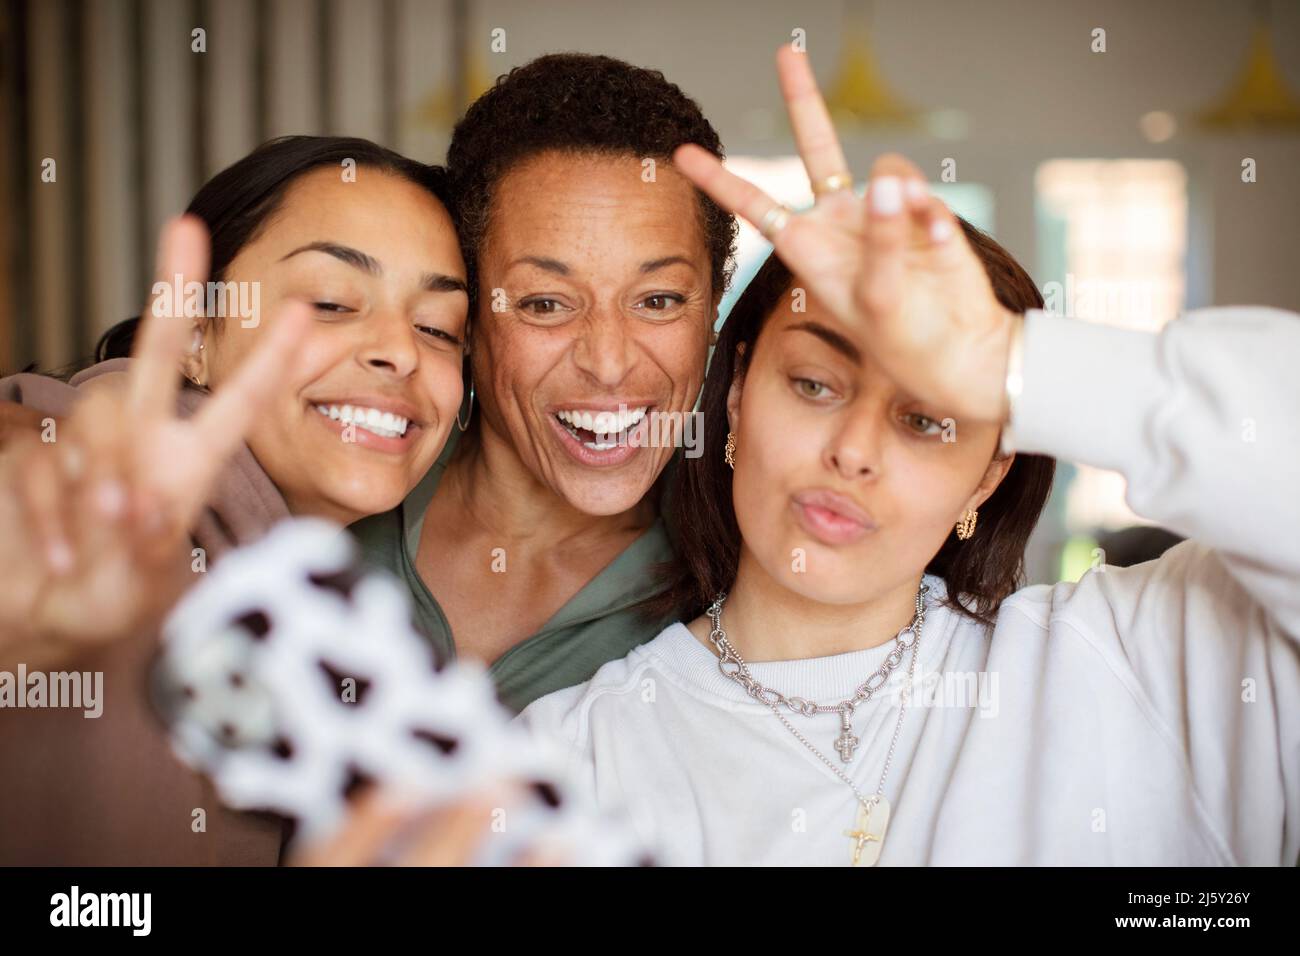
956,509,978,540
186,337,206,387
724,431,736,469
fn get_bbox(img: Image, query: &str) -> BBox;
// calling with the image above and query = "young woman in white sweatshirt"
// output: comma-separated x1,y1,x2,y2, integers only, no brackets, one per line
515,48,1300,866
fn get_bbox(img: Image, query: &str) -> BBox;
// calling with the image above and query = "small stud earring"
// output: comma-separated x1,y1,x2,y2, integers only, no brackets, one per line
724,431,737,469
186,334,206,387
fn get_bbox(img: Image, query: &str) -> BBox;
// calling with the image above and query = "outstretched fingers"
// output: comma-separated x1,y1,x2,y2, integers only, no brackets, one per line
775,44,852,194
673,143,786,235
16,440,73,575
857,155,944,317
128,215,210,419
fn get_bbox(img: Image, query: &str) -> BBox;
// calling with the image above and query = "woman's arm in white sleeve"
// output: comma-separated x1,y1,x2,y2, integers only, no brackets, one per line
1006,306,1300,863
1009,305,1300,637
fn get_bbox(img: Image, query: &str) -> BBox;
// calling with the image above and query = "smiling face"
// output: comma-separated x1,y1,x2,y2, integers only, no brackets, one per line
198,166,469,525
472,150,716,516
728,284,1013,606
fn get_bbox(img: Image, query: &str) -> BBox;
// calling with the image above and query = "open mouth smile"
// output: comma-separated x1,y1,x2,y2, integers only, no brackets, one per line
547,403,655,467
312,403,411,439
553,405,649,450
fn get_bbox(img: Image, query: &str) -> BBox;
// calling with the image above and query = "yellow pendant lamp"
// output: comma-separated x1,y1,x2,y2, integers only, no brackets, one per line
412,52,494,130
825,5,920,129
1196,16,1300,131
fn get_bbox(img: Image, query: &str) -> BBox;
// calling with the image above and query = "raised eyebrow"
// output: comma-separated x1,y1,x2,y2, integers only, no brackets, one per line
420,273,469,295
639,255,696,274
509,255,570,276
785,321,862,365
280,241,381,275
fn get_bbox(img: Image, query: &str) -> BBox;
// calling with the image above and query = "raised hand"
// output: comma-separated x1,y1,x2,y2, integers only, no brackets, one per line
673,45,1017,424
290,787,509,867
0,216,310,659
290,784,572,867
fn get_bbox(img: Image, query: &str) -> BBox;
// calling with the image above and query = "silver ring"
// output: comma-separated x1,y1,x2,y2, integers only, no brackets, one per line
757,203,793,240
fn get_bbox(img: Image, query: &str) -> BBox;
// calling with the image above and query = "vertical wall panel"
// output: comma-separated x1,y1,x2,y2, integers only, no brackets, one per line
267,0,323,137
0,0,24,370
396,0,453,163
328,0,384,142
84,0,140,343
142,0,198,264
203,0,257,176
26,0,73,366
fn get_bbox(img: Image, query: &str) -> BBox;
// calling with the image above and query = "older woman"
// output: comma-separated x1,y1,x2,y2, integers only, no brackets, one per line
351,53,738,711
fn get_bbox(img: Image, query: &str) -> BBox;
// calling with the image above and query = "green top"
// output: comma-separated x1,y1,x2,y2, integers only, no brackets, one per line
348,430,680,714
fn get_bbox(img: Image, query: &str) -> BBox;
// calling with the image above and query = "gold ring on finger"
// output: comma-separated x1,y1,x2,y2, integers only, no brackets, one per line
758,203,793,240
811,172,855,197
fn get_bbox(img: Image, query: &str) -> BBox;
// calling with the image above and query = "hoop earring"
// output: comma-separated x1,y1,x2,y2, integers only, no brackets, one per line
456,381,475,432
724,431,736,469
956,509,978,540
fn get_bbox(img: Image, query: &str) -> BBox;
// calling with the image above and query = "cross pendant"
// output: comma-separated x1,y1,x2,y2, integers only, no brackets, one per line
834,706,859,762
844,825,878,865
843,797,891,867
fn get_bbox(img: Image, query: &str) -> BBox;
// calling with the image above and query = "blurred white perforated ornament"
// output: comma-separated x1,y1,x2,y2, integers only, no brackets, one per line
153,518,648,866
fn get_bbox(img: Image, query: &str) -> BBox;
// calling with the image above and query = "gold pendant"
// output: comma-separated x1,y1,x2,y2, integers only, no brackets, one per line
843,797,890,867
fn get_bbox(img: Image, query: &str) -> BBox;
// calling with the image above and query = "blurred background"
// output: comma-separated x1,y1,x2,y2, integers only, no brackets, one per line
1,0,1298,583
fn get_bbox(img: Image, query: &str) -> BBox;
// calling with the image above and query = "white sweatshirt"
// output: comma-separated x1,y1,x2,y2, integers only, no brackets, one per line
517,307,1300,866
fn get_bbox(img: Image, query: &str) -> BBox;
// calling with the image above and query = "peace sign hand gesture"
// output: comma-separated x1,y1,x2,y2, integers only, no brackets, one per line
674,46,1018,425
0,215,310,660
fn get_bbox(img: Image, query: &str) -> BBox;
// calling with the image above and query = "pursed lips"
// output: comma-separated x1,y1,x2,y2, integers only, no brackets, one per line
791,488,879,544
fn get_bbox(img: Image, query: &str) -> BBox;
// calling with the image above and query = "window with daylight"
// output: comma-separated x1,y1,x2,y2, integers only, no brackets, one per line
1034,159,1189,580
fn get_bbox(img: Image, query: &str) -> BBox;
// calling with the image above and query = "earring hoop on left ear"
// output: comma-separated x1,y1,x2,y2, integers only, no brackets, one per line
956,509,978,540
456,381,475,432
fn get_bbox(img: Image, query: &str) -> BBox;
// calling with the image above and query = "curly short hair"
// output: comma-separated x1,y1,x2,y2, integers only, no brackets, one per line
446,53,737,300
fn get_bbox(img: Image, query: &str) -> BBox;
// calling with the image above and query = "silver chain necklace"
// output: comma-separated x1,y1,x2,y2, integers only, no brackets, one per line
705,582,928,865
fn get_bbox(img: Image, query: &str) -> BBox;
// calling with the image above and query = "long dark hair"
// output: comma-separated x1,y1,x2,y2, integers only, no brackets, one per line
95,135,456,361
654,218,1056,627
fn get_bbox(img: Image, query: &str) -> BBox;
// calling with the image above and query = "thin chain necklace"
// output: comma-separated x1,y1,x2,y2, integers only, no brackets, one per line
705,582,928,866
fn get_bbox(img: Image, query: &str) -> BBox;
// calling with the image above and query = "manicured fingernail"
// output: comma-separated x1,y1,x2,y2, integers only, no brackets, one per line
906,179,928,202
47,541,73,574
94,480,127,517
870,176,903,215
931,219,954,242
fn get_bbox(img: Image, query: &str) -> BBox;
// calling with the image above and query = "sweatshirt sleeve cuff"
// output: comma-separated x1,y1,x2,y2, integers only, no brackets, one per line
1002,309,1165,472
